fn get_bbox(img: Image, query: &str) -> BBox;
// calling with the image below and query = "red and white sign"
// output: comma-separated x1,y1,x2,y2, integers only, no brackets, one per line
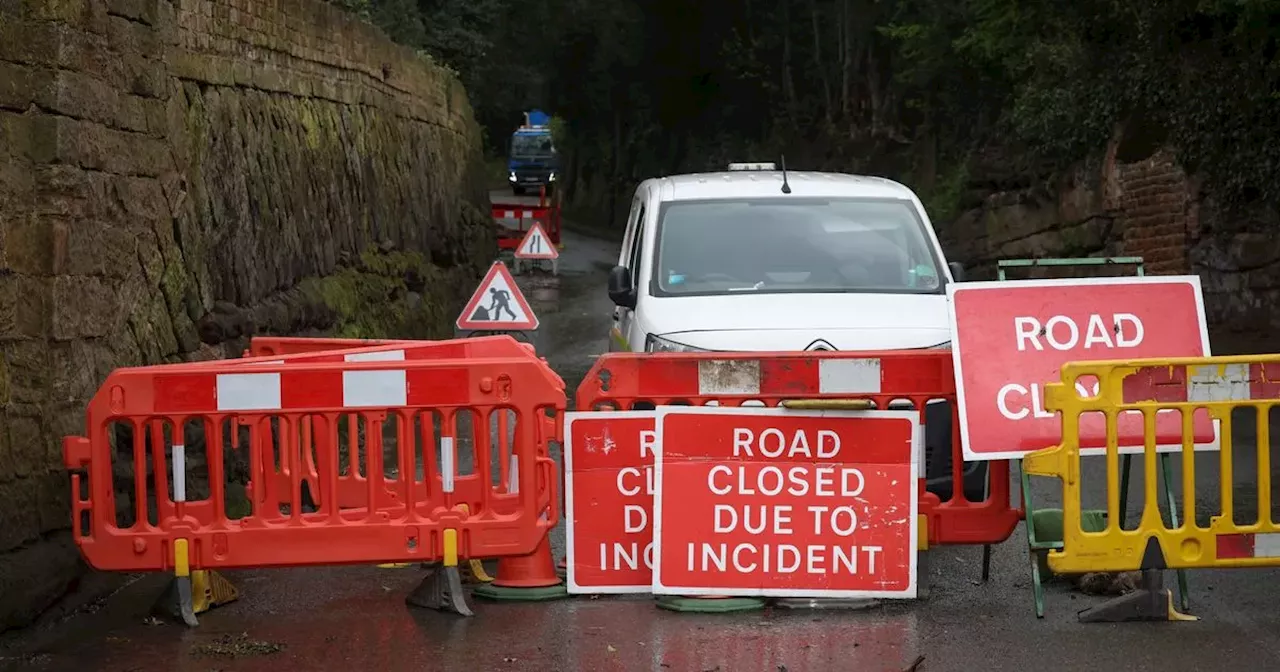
652,407,919,599
948,276,1218,461
514,222,559,260
564,412,656,594
455,261,539,331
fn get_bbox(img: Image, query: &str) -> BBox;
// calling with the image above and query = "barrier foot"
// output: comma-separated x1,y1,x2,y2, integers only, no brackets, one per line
406,565,474,617
472,536,570,602
655,596,765,613
154,570,238,627
1077,570,1198,623
462,559,496,584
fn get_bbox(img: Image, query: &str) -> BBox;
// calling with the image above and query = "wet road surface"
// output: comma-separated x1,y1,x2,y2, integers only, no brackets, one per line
3,190,1280,671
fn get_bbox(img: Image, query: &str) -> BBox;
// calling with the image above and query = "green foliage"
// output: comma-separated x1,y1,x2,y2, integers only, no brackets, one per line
328,0,1280,224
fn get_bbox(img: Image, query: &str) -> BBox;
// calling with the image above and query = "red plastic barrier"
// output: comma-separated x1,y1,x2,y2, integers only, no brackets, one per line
573,351,1020,547
62,342,564,572
196,336,556,522
492,187,562,250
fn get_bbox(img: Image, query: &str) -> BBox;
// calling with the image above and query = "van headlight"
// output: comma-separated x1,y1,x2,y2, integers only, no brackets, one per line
508,171,516,182
645,334,709,353
548,172,557,182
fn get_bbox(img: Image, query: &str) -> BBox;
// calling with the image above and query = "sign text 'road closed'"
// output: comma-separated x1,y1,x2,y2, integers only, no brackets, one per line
652,407,919,599
948,276,1217,461
564,412,657,593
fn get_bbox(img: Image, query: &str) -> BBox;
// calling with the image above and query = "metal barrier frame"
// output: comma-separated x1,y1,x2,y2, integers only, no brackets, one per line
997,256,1191,617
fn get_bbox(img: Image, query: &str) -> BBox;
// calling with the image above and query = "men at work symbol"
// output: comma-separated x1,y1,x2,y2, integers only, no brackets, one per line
471,287,517,321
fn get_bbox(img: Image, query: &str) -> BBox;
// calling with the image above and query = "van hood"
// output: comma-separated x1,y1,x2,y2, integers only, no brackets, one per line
645,292,951,351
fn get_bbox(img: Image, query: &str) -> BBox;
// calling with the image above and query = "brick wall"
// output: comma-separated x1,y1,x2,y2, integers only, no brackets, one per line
0,0,493,630
1111,150,1195,275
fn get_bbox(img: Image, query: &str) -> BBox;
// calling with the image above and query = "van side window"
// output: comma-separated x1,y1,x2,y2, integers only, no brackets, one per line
628,203,647,287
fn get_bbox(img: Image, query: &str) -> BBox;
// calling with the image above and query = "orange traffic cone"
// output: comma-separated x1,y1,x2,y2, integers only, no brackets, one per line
472,534,569,601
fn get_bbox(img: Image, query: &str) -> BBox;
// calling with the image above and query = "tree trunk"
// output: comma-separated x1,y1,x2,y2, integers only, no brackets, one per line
782,0,797,125
808,0,832,124
840,0,851,119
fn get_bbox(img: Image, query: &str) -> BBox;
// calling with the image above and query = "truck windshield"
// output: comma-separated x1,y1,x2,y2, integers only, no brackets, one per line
652,197,945,296
511,134,554,158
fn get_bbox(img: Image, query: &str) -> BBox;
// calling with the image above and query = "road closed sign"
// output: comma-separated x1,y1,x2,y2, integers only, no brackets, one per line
652,407,920,599
948,276,1217,461
564,412,656,593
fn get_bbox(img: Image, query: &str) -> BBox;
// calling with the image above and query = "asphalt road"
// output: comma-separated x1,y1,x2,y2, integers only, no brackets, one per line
2,188,1280,672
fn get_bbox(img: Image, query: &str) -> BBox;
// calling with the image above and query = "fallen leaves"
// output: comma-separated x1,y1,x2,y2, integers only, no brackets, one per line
190,633,284,658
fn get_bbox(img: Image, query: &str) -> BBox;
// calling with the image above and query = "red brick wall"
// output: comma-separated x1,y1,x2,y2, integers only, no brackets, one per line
1111,150,1196,274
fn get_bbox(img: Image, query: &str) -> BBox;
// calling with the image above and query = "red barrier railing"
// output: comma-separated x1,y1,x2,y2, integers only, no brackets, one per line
573,350,1021,547
492,186,562,250
63,342,564,572
244,337,405,358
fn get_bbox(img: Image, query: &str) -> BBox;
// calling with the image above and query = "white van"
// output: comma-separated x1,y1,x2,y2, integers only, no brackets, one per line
605,164,984,500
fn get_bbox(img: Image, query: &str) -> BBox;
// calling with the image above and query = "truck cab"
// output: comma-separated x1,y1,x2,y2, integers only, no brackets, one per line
508,109,560,196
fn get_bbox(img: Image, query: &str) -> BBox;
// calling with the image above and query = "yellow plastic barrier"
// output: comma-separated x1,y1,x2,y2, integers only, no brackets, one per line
1024,354,1280,574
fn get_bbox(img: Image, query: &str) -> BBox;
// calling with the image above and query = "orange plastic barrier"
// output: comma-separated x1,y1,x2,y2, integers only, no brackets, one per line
62,337,564,572
217,337,556,514
574,351,1021,547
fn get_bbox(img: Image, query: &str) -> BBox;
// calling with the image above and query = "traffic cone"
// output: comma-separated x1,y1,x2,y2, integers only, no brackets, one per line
472,534,569,601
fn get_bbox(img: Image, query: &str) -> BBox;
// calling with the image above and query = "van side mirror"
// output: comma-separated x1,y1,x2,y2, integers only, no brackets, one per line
608,266,636,309
948,261,966,282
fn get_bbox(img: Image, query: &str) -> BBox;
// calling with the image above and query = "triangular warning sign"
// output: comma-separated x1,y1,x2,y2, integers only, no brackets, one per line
456,261,539,331
514,222,559,260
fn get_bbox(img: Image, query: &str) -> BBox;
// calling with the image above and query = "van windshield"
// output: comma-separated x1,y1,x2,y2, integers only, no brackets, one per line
652,198,945,296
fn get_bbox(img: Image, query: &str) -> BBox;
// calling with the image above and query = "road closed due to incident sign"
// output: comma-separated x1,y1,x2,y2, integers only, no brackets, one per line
564,412,657,593
948,275,1217,461
652,407,920,599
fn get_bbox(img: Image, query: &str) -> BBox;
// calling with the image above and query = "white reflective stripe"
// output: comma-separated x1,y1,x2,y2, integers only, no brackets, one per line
216,373,283,411
819,358,882,394
342,370,408,407
344,350,406,362
440,437,455,493
1255,533,1280,558
172,444,186,502
1188,363,1251,402
504,210,515,218
522,210,533,218
508,454,519,494
697,360,761,395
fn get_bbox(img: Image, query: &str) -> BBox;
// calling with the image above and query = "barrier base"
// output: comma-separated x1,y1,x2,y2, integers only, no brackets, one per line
154,570,239,627
773,598,881,610
472,582,570,602
406,566,474,617
1077,570,1197,623
462,559,496,584
655,596,765,613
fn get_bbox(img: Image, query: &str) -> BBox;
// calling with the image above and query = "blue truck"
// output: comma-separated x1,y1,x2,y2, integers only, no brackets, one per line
507,109,560,196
